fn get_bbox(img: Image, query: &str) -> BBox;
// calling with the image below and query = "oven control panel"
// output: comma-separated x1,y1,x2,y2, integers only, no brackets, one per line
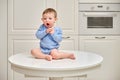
79,4,120,11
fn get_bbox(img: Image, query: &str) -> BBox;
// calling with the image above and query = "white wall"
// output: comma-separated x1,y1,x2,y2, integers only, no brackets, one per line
0,0,8,80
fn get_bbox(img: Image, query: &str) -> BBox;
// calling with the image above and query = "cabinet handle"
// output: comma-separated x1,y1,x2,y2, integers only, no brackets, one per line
97,5,103,8
62,36,70,39
95,37,106,39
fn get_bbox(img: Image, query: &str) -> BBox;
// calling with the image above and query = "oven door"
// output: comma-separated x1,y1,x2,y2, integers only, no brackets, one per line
79,12,120,35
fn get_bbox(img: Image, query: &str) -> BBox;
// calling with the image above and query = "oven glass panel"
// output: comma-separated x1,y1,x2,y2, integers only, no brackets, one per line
87,17,113,28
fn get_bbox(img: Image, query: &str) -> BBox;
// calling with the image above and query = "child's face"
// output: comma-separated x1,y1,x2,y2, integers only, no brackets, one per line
41,12,57,28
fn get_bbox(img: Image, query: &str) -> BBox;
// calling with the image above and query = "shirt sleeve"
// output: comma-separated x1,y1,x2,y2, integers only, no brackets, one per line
36,25,47,39
51,27,62,43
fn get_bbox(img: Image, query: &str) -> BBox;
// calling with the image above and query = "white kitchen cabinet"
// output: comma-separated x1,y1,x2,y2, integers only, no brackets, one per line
8,35,79,80
60,35,78,50
55,0,78,35
8,35,47,80
8,0,46,35
8,1,46,80
8,0,79,80
8,0,78,35
79,36,120,80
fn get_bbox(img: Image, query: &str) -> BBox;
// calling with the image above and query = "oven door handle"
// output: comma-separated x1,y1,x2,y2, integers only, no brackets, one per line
83,13,117,17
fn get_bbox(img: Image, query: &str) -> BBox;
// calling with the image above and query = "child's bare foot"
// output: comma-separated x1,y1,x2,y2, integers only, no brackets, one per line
45,55,52,61
69,54,75,60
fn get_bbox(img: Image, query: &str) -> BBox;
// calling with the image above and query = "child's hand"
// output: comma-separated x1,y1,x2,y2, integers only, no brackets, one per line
46,28,52,33
46,28,54,34
49,28,54,34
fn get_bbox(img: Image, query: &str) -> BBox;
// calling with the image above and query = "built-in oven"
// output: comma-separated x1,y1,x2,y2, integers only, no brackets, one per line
79,3,120,35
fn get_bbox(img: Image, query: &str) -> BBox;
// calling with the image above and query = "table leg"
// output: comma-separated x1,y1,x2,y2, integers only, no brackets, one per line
49,77,63,80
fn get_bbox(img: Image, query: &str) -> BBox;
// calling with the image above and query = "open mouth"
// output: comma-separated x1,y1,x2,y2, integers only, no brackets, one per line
46,23,49,26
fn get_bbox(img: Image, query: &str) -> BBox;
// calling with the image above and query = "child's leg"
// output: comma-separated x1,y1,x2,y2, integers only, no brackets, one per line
50,49,75,60
31,48,52,61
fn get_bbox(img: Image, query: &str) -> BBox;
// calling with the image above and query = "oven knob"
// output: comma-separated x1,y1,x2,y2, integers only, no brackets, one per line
91,6,95,10
106,6,110,10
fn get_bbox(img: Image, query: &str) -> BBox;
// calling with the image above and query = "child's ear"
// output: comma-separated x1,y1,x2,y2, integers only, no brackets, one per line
55,18,58,21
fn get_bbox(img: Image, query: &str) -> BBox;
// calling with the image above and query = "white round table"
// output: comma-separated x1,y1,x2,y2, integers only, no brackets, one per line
8,51,103,80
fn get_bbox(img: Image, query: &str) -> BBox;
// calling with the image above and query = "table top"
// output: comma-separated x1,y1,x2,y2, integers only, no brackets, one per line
8,50,103,77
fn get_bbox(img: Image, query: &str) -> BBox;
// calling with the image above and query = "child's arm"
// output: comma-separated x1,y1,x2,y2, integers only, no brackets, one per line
36,25,47,39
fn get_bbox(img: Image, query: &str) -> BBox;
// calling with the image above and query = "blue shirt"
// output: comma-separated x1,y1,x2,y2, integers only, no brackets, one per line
36,24,62,54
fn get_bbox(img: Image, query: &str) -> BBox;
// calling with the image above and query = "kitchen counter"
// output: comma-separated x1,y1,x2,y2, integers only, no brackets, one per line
8,51,103,80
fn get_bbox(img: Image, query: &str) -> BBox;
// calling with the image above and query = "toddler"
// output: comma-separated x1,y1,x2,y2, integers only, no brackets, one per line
31,8,75,61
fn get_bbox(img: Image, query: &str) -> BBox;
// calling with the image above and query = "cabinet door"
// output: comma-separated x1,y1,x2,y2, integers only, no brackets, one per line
8,35,48,80
56,0,78,34
59,35,78,50
79,36,120,80
8,0,46,35
8,0,47,80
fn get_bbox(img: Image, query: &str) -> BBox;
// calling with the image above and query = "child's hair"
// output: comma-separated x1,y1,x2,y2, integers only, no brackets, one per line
42,8,57,18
